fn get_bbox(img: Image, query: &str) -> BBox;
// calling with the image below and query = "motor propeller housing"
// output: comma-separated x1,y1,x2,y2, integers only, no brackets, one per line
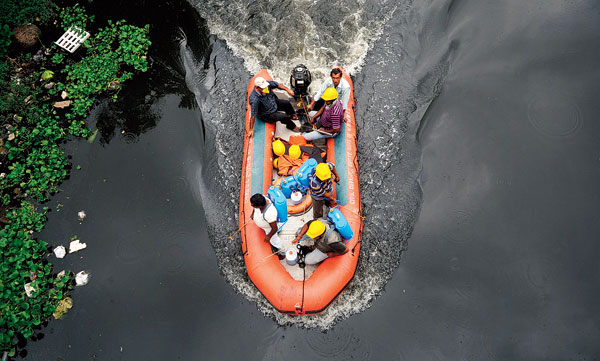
290,64,312,98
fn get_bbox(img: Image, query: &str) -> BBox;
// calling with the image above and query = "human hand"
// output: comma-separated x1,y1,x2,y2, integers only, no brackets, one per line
287,89,295,97
307,104,313,111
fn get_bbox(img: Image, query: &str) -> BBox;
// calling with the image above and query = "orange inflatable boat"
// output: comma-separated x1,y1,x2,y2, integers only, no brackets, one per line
239,68,362,315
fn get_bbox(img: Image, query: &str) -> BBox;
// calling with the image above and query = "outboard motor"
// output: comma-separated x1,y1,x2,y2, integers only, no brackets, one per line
290,64,312,98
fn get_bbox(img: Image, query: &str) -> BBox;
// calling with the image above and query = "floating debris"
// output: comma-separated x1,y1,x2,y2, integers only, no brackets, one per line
53,297,73,319
55,27,90,53
69,239,87,253
41,70,54,81
87,129,99,143
75,271,89,286
77,210,86,221
53,100,71,108
53,246,66,258
24,282,36,297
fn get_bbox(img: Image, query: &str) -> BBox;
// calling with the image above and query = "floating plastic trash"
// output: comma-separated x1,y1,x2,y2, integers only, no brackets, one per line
75,271,89,286
69,239,87,253
55,27,90,53
24,283,36,297
78,210,86,221
53,246,66,258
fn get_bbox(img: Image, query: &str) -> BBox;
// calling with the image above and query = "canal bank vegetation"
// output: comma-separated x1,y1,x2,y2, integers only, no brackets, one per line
1,1,150,356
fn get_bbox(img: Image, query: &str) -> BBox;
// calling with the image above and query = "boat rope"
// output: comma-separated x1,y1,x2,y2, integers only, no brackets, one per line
301,259,306,313
297,96,315,129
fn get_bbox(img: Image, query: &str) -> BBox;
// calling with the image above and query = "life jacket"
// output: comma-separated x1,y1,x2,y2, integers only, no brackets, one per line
274,136,317,176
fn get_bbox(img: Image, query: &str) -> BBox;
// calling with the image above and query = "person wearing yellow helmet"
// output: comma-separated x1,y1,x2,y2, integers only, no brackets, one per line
248,76,300,135
307,67,351,112
303,85,343,141
308,162,340,219
292,219,348,265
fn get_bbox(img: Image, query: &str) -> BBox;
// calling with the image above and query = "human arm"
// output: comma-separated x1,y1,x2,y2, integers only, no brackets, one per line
276,82,295,98
310,106,325,124
248,95,259,136
292,221,311,244
322,190,338,206
264,221,277,243
330,164,340,183
308,80,330,111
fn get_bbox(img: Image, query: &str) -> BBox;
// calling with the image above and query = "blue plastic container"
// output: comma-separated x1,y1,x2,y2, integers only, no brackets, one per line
294,158,318,189
280,176,298,198
328,207,353,241
267,186,288,222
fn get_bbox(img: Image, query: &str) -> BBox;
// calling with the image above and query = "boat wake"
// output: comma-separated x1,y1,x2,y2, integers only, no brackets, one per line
181,0,452,328
190,0,398,88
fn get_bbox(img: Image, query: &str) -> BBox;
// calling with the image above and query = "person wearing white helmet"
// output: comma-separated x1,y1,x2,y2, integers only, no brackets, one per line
248,76,300,134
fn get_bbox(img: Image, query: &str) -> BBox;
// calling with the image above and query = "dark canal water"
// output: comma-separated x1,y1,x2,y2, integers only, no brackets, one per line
22,0,600,359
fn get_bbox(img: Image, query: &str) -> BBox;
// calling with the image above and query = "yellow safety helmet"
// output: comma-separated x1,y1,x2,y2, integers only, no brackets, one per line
272,140,285,156
315,163,331,181
321,87,338,101
273,157,279,168
306,220,326,239
289,145,301,160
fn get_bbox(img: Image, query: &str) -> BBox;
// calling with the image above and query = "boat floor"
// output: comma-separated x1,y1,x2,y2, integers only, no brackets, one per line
272,90,319,281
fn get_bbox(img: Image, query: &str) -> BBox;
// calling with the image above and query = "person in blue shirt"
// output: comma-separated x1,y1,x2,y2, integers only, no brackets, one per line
248,76,300,134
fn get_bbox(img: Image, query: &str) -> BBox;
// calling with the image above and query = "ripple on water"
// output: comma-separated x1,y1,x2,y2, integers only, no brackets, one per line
120,131,139,143
527,94,582,137
445,209,474,245
161,241,187,274
303,325,372,361
523,256,554,290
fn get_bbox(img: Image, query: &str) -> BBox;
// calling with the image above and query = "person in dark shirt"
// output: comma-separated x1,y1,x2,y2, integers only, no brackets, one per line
248,76,300,134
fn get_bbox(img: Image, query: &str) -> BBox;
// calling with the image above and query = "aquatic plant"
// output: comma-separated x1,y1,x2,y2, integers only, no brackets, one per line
0,0,58,57
0,3,150,355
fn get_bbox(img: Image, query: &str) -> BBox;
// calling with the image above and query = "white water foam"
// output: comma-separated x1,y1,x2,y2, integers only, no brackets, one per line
191,0,397,89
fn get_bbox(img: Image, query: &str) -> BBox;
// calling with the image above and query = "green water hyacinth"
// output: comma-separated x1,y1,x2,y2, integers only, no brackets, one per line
1,3,151,355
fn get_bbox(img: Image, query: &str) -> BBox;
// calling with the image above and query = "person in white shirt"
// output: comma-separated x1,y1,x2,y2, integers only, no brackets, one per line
307,67,351,112
250,193,284,254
